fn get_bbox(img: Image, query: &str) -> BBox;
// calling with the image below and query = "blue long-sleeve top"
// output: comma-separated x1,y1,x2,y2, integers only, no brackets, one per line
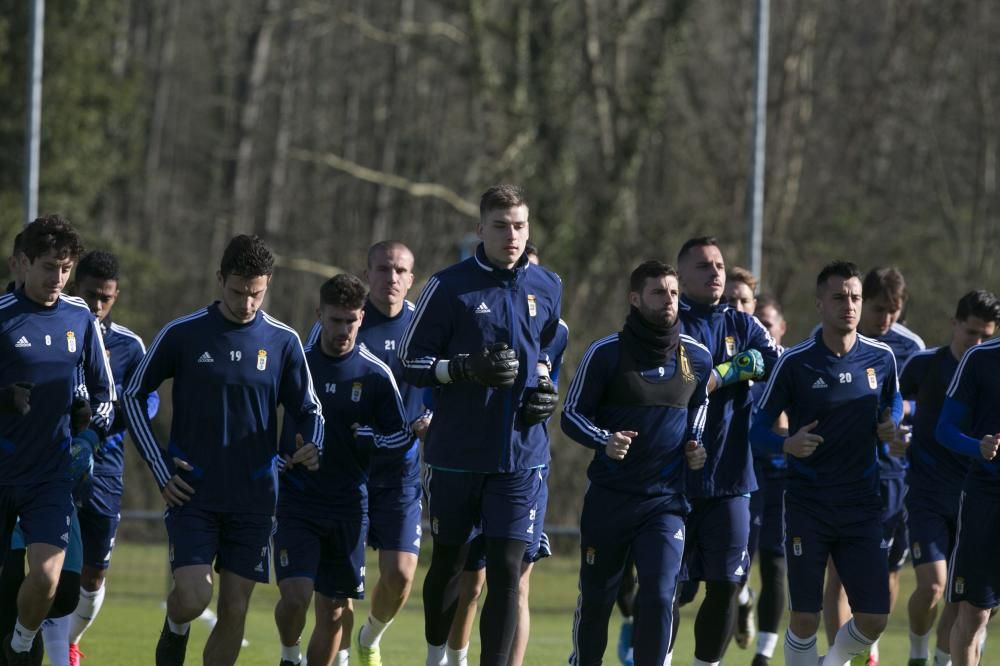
398,244,562,472
561,333,712,502
123,303,324,513
678,296,780,497
750,331,901,503
936,338,1000,497
0,290,116,485
92,317,160,478
899,346,968,494
279,343,410,518
306,299,425,488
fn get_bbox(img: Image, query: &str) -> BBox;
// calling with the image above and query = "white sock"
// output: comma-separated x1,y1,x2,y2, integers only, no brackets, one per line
662,650,671,665
446,644,469,666
933,647,952,665
871,637,880,659
427,642,447,666
10,620,38,653
826,618,875,665
280,641,301,663
783,629,817,666
738,584,752,605
42,617,71,666
359,614,391,648
979,627,987,658
335,647,350,665
693,658,720,666
166,616,190,636
910,629,931,659
69,583,106,644
757,631,779,658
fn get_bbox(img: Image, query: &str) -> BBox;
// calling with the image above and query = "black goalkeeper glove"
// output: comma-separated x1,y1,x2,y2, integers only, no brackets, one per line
449,343,520,388
71,397,93,435
521,376,559,425
0,382,33,415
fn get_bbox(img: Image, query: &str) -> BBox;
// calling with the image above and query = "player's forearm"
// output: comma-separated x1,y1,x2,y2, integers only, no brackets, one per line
560,408,610,450
749,412,784,455
936,398,982,458
121,392,172,487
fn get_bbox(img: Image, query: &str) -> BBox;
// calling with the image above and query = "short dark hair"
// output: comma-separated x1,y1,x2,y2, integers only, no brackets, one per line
816,260,862,291
955,290,1000,324
677,236,719,263
75,250,120,282
727,266,757,294
319,274,367,310
629,260,678,294
22,215,84,262
480,184,528,217
220,235,274,279
862,267,907,308
11,231,24,257
524,241,539,258
755,293,784,317
366,240,412,268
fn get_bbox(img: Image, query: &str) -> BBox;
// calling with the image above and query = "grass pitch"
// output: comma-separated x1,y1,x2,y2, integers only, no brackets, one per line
62,540,957,665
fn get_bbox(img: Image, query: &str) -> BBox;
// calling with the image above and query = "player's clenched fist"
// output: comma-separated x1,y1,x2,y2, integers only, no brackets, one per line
685,440,706,470
980,434,1000,461
783,420,823,458
605,430,637,460
876,407,898,444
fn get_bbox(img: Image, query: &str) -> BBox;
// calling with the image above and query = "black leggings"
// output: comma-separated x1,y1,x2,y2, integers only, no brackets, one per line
694,580,740,662
479,538,525,665
423,537,525,666
757,553,785,634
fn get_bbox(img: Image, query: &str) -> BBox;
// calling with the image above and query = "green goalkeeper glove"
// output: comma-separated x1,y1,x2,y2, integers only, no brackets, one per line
714,349,764,388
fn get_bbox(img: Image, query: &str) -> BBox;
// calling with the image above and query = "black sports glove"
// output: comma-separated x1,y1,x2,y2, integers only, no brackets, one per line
521,376,559,425
71,397,93,435
449,342,520,388
0,382,33,415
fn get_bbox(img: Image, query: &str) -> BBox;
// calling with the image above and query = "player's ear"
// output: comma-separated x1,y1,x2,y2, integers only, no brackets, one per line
476,221,484,239
628,291,640,309
216,271,224,288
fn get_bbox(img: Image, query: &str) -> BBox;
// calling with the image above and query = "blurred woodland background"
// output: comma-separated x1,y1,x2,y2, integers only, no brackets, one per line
1,0,998,522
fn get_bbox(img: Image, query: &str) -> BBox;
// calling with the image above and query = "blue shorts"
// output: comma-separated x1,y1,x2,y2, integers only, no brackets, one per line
784,493,889,614
164,506,273,583
462,467,550,570
274,512,368,600
573,484,686,664
10,510,83,574
880,477,909,572
906,486,960,567
424,466,546,546
749,471,785,560
948,491,1000,609
681,495,750,584
77,505,120,570
367,483,422,555
0,480,75,567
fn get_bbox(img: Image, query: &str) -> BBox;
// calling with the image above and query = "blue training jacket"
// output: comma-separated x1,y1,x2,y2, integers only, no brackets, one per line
399,244,562,473
561,333,713,502
0,290,116,485
123,303,324,514
678,295,780,497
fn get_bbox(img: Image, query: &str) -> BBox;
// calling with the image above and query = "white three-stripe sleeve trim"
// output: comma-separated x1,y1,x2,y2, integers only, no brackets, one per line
562,334,617,448
263,313,325,452
756,338,815,410
398,277,440,368
359,346,411,449
123,310,208,487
